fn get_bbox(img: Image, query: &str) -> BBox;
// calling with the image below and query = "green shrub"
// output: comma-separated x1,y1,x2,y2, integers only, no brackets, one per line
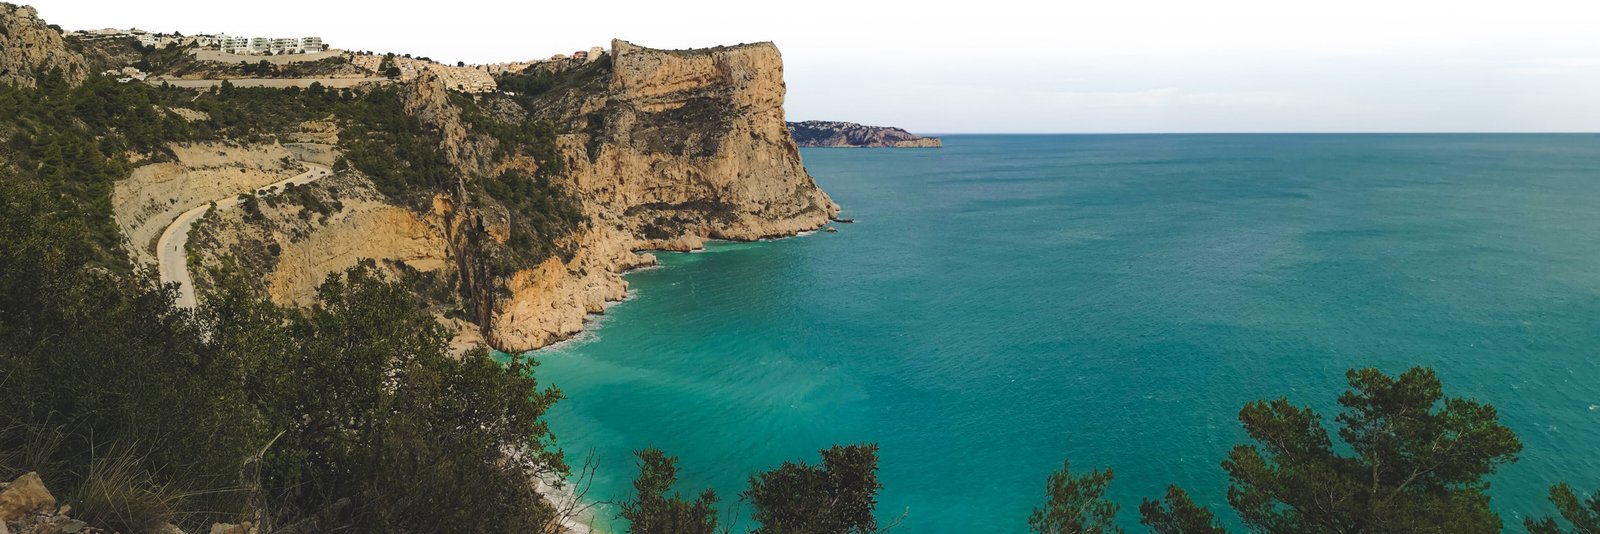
619,448,720,534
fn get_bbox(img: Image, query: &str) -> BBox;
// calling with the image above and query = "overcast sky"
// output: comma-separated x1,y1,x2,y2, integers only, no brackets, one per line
28,0,1600,133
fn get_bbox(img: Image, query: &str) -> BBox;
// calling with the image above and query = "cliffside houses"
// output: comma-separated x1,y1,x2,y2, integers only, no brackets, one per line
66,28,327,56
102,66,148,83
222,36,326,55
69,28,174,48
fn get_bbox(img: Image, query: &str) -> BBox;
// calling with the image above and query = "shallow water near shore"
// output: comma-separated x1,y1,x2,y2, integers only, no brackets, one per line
528,134,1600,531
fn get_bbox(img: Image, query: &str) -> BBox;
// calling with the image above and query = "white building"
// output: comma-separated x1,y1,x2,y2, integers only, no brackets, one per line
301,37,323,52
222,36,251,54
269,37,298,53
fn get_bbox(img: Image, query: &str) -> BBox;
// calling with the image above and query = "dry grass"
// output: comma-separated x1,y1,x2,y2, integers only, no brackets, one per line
72,452,181,533
1,421,242,533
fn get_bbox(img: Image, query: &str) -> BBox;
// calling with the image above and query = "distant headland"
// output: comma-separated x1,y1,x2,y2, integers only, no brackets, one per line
786,120,941,148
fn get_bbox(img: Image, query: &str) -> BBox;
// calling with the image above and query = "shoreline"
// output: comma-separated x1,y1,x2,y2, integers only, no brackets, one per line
523,228,830,533
519,227,831,354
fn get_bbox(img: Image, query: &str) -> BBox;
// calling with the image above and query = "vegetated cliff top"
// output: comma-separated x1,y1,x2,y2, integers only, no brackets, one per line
614,38,776,56
786,120,941,148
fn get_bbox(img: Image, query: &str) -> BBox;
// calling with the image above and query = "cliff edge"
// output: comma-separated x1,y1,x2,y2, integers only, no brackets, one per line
488,39,839,349
787,120,940,148
0,3,88,87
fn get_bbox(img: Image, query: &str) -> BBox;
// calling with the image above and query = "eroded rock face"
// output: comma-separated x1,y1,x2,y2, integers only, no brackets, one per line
402,71,492,175
0,3,89,87
595,39,837,240
485,40,838,350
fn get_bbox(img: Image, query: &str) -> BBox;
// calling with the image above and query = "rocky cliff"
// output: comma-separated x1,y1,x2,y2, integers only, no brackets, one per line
484,39,838,349
154,39,836,352
787,120,941,148
0,3,87,87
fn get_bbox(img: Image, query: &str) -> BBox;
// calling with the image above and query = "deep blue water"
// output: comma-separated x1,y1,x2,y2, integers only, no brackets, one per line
530,134,1600,532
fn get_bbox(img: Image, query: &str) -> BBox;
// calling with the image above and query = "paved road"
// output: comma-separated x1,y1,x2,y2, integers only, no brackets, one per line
157,164,331,309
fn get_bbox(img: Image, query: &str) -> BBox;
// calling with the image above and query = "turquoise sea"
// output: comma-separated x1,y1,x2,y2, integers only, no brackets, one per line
531,134,1600,531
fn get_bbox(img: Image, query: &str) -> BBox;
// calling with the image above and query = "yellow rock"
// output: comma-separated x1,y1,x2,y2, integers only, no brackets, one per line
0,472,56,523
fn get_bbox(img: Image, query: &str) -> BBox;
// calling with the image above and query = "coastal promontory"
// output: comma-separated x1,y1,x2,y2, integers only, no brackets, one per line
786,120,941,148
7,4,838,354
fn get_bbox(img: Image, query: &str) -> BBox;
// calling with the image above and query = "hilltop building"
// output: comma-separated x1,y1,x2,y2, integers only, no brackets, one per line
66,27,327,56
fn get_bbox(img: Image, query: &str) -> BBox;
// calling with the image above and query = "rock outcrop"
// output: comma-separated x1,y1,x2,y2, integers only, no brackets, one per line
786,120,941,148
485,39,838,349
0,3,88,87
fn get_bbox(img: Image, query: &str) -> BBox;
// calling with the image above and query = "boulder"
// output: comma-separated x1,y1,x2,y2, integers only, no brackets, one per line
208,522,255,534
0,473,55,523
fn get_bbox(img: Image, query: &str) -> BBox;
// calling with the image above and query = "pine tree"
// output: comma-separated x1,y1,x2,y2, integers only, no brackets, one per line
1223,367,1521,533
1029,460,1121,534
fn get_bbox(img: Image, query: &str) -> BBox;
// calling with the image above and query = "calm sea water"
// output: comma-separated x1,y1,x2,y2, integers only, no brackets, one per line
529,135,1600,532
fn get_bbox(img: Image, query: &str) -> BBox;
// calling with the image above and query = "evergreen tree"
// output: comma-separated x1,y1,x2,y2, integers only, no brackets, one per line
1525,483,1600,534
744,444,883,534
1223,367,1521,533
619,448,720,534
1028,460,1121,534
1139,486,1226,534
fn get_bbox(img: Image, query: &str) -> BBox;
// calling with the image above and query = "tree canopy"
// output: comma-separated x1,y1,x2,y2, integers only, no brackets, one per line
743,444,885,534
1223,367,1521,533
1526,484,1600,534
1029,460,1121,534
1139,486,1226,534
619,448,721,534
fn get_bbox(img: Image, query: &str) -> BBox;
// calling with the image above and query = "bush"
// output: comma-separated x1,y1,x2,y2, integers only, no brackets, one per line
619,448,720,534
744,444,883,534
1029,460,1119,534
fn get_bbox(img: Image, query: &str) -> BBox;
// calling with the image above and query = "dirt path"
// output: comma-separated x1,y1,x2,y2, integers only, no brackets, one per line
149,77,390,89
157,163,331,308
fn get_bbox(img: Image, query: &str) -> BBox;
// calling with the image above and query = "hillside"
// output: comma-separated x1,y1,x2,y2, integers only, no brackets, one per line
0,3,834,532
43,26,835,351
786,119,941,148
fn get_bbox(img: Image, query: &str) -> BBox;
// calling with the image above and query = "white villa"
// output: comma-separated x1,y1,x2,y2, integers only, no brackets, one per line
224,36,325,55
67,27,327,56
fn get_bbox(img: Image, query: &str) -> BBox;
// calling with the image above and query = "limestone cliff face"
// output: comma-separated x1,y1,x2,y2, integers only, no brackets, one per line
570,39,837,241
0,3,88,87
487,40,838,350
403,71,496,176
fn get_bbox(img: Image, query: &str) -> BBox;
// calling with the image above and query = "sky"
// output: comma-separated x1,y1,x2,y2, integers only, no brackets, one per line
27,0,1600,133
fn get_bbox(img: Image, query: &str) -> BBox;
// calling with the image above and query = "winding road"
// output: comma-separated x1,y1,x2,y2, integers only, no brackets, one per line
157,164,331,309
